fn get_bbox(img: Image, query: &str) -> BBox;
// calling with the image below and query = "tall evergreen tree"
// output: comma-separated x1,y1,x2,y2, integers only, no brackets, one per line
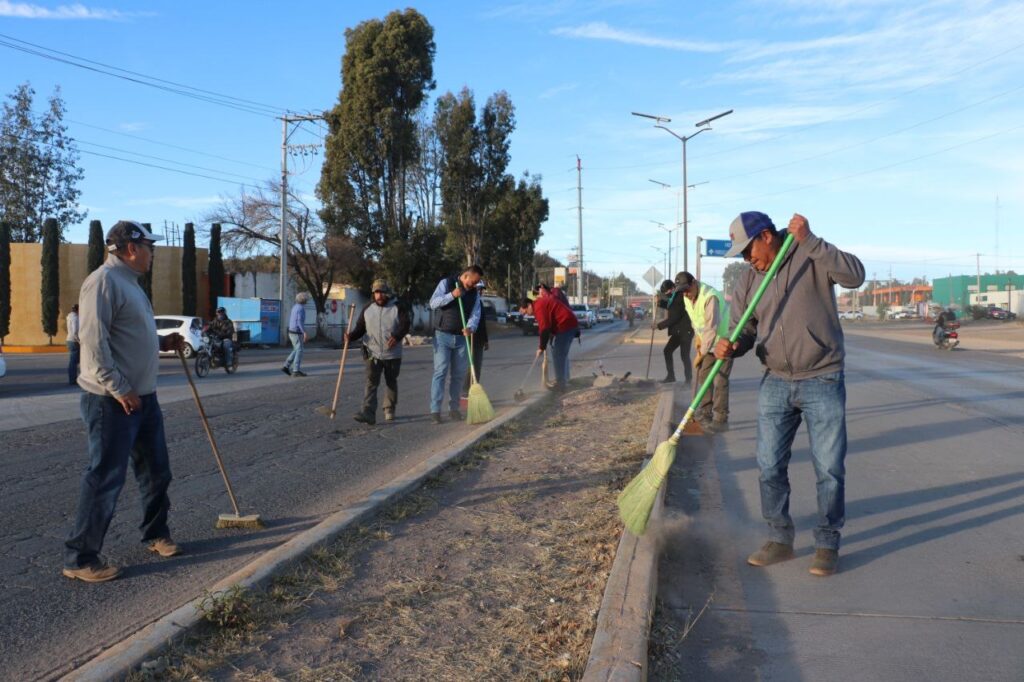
181,222,197,315
0,221,11,342
140,222,153,301
87,219,104,273
40,218,59,342
208,223,224,317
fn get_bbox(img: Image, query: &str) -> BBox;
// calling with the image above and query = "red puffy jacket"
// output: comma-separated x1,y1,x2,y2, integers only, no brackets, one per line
534,292,579,350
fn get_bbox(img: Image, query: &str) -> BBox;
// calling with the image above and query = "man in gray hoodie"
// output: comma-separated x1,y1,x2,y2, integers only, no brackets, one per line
715,212,864,577
345,279,410,425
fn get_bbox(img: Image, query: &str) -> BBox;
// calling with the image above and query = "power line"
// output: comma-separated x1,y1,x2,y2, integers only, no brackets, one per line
0,32,288,118
77,148,262,189
76,140,265,183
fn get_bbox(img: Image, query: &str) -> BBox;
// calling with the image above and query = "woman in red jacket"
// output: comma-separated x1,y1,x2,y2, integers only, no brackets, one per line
530,284,579,391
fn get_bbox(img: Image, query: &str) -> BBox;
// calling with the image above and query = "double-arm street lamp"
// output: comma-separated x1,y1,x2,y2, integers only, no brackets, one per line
633,108,733,271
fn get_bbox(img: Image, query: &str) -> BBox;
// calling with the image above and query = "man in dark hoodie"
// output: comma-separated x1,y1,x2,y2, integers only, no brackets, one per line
715,212,864,577
655,277,694,385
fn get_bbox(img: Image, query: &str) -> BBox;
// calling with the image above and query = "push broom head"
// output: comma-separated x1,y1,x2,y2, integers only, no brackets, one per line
466,382,495,424
215,513,265,529
617,437,678,536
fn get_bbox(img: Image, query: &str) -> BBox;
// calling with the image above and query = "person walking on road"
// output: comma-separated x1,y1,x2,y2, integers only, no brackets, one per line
428,265,484,423
283,292,309,377
66,303,80,385
531,282,579,392
208,306,235,369
346,279,410,425
655,278,694,386
714,212,865,577
678,272,732,432
64,221,184,583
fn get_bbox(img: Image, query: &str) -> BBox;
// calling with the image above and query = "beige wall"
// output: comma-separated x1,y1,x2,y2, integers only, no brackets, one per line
6,243,209,346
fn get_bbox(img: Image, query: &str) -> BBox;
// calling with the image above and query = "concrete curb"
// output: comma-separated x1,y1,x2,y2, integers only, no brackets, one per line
61,400,540,682
582,384,676,682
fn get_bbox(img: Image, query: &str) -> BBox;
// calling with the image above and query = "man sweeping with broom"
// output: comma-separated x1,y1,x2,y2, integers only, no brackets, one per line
429,265,485,424
715,212,864,577
346,279,410,425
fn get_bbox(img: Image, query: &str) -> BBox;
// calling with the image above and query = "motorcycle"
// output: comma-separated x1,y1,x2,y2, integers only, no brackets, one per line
194,328,240,377
933,321,959,351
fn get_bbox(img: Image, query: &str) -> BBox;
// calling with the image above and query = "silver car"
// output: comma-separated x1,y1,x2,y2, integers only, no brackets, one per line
154,315,205,358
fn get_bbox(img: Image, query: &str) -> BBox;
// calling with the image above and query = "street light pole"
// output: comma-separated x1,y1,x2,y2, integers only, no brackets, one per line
633,109,733,271
650,220,670,276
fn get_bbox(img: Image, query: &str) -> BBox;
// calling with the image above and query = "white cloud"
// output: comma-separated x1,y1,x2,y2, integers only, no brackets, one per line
0,1,132,19
551,22,739,53
117,122,147,132
539,83,579,100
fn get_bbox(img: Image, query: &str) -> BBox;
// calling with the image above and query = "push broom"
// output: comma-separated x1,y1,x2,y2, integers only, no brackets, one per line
177,347,264,529
618,232,795,536
457,296,495,424
316,303,357,419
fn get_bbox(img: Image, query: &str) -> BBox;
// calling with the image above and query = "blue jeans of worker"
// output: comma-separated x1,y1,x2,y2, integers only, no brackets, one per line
431,330,468,414
64,392,172,568
756,370,847,551
67,341,80,385
550,329,576,388
285,332,303,372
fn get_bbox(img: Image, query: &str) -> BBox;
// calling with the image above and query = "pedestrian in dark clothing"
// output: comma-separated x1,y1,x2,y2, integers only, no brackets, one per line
715,211,865,577
66,303,80,385
656,278,694,385
64,221,183,583
346,279,410,425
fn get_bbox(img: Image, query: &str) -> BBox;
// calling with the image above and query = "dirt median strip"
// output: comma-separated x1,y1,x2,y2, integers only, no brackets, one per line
122,380,658,681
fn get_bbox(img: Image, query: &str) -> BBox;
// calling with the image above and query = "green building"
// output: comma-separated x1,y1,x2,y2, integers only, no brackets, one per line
932,274,1024,309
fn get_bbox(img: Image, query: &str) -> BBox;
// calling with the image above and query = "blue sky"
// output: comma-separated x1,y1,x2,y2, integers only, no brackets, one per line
2,0,1023,294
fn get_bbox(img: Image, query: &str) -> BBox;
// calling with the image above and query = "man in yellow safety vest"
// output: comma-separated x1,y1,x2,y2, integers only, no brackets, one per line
678,271,732,432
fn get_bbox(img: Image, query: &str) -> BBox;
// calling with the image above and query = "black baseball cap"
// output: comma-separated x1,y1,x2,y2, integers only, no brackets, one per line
105,220,164,252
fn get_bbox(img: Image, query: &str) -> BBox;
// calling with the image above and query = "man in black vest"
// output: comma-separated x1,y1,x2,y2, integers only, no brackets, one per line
428,265,484,423
656,277,695,385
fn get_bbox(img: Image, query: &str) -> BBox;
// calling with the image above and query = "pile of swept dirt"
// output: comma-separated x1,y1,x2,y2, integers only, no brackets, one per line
140,380,657,681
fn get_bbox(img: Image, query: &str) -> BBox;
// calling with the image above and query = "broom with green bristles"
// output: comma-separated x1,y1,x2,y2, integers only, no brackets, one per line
618,232,796,536
457,295,495,424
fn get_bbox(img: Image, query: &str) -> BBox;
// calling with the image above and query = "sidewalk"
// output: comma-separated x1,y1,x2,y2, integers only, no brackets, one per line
649,345,1024,680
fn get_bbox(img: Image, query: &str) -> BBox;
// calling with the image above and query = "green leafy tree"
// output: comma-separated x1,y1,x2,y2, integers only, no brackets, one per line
435,88,516,266
722,260,751,297
0,83,85,242
181,222,197,315
0,221,10,342
482,172,548,302
318,9,436,297
208,223,224,317
87,219,104,272
40,218,59,342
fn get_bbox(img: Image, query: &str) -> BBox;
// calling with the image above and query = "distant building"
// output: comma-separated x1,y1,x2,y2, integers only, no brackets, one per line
932,274,1024,310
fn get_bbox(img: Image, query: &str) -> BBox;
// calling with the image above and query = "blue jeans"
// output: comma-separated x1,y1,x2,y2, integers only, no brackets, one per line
65,392,172,568
285,332,303,371
431,330,468,413
551,329,576,388
67,341,80,385
756,370,847,550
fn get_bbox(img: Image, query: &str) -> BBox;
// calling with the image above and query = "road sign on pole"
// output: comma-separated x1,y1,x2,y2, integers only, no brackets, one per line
643,266,664,290
704,239,734,258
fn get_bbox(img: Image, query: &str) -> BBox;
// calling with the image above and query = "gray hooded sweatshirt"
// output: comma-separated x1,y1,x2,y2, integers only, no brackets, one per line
730,231,865,380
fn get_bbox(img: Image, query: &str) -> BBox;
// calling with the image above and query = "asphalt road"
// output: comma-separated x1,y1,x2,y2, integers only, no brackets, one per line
0,321,627,680
655,328,1024,680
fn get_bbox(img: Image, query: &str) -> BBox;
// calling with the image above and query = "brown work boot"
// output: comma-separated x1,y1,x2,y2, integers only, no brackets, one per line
62,559,121,583
147,537,182,558
809,548,839,576
747,541,795,567
383,408,395,422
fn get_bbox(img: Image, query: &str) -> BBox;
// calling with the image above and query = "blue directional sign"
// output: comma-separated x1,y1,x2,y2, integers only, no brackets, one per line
704,239,734,258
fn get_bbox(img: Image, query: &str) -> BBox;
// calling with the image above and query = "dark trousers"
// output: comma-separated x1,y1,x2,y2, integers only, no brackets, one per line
663,331,694,383
462,341,485,393
363,357,401,416
695,353,732,423
67,341,80,385
65,392,172,568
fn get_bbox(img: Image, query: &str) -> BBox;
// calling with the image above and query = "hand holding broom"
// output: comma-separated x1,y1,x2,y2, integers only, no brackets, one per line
317,303,357,419
457,295,495,424
618,232,796,536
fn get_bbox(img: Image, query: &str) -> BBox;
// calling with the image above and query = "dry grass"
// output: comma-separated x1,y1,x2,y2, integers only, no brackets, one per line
139,381,657,681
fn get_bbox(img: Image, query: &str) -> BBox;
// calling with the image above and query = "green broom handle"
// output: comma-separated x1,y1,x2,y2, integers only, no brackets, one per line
671,232,796,441
456,291,477,370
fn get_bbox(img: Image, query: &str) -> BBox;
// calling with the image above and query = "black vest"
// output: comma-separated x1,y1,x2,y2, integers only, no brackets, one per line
435,277,478,334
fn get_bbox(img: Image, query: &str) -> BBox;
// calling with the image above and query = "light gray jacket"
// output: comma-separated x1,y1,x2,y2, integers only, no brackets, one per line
77,255,160,398
731,231,865,380
349,299,410,361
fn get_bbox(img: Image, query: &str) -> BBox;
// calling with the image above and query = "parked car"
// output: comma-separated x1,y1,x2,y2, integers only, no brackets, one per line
155,315,204,358
481,301,498,322
596,308,615,323
839,310,864,320
569,304,596,329
632,306,647,320
986,307,1017,320
0,343,6,379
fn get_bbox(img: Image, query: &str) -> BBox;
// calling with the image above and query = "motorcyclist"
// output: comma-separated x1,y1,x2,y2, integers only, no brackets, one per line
208,306,235,368
933,308,956,345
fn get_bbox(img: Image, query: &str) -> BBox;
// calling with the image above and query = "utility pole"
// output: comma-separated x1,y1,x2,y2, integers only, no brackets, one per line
976,253,982,305
576,155,584,305
695,236,703,283
873,272,877,306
